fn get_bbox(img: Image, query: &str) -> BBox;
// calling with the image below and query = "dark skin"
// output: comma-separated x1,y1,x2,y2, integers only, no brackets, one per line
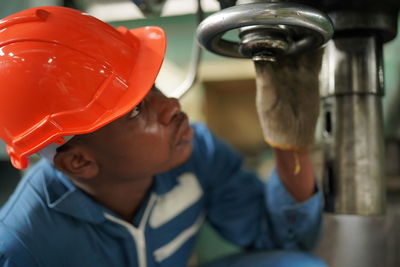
54,87,315,222
54,87,194,221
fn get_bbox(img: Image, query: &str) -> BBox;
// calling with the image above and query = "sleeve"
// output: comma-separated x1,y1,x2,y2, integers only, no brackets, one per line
265,169,323,250
193,124,323,251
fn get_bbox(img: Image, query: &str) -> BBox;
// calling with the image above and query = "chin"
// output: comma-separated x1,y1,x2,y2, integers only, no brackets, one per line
172,142,193,168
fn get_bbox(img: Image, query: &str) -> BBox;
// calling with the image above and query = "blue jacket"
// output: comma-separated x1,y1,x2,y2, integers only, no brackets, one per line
0,123,322,267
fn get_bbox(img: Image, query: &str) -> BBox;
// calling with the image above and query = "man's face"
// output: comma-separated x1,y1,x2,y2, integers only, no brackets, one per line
81,87,194,181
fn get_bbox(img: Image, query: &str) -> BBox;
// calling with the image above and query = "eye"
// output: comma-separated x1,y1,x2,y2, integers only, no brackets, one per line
129,102,142,118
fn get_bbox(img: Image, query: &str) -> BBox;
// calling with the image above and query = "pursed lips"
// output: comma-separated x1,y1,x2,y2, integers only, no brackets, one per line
172,112,193,146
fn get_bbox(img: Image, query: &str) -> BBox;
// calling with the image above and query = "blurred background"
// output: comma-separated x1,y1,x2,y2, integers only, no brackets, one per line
0,0,400,266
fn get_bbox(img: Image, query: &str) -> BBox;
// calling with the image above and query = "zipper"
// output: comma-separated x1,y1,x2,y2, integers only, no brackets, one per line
104,193,157,267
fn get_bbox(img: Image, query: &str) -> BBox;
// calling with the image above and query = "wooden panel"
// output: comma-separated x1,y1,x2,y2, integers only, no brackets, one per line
203,79,267,154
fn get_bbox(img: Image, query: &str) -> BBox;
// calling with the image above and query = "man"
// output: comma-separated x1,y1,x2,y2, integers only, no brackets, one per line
0,6,326,267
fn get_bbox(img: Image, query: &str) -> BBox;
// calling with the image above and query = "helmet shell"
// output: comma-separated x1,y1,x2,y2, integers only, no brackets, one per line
0,6,166,169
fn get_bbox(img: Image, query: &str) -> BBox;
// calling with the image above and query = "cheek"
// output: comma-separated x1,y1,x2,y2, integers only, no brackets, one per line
134,119,172,146
107,118,177,169
127,129,172,160
120,139,176,176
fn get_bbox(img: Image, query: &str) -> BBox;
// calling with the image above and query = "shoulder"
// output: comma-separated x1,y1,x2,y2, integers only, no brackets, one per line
0,223,40,266
0,160,66,250
0,160,52,221
0,161,91,266
191,122,226,158
186,123,243,182
0,162,51,266
191,122,241,163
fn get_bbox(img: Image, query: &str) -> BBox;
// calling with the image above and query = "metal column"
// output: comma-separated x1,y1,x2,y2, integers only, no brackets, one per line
321,36,386,214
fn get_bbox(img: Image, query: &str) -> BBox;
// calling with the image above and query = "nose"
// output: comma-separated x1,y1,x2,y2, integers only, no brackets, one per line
150,90,181,125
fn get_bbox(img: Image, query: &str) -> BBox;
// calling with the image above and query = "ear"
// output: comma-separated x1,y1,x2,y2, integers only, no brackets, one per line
53,146,99,179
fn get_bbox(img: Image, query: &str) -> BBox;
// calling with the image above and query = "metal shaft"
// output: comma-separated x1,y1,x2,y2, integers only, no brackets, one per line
321,36,386,215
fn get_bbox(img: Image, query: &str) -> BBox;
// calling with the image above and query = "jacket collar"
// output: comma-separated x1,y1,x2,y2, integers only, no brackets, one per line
41,156,192,224
41,160,109,224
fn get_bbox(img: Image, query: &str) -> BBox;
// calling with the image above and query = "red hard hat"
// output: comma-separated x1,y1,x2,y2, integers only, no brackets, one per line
0,6,166,169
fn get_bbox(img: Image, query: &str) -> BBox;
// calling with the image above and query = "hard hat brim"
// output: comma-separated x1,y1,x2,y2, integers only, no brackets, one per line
87,26,167,130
